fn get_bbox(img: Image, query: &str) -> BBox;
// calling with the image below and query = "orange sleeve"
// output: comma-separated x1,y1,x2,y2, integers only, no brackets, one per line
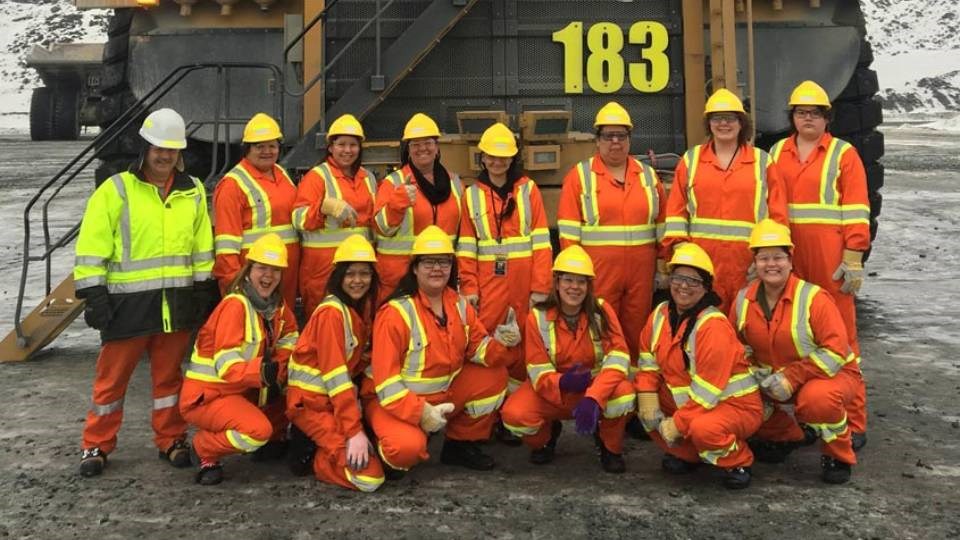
464,302,509,368
662,158,692,255
556,167,584,249
839,147,871,251
585,302,630,408
291,169,328,232
370,304,424,425
765,159,789,226
633,311,661,393
316,308,364,438
273,304,299,385
528,183,553,295
523,310,563,408
373,172,413,235
456,193,479,296
782,290,852,388
212,178,247,295
653,171,669,259
214,298,264,388
672,317,742,433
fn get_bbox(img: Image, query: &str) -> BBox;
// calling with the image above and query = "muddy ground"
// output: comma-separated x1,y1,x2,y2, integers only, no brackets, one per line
0,125,957,539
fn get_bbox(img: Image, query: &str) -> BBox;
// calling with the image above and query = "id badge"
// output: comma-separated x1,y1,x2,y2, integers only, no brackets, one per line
494,252,508,276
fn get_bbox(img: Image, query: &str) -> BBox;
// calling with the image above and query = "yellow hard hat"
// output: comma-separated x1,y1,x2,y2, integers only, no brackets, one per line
243,113,283,143
477,122,518,157
594,101,633,129
789,80,831,109
402,113,441,141
333,234,377,264
411,225,454,256
246,233,288,268
704,88,746,116
327,114,365,141
552,245,596,277
668,242,714,277
749,219,794,250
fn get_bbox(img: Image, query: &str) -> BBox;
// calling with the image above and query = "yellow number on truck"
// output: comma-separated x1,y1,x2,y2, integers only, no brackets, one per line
552,21,670,94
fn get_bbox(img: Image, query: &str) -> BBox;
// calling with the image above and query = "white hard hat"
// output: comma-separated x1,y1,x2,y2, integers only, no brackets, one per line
139,108,187,149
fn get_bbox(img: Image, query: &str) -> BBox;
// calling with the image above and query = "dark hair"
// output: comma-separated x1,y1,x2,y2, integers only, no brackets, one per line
703,111,753,147
594,127,632,138
787,105,834,135
533,274,611,339
242,139,282,160
326,261,379,320
667,266,722,369
324,135,364,177
478,154,524,184
384,255,459,306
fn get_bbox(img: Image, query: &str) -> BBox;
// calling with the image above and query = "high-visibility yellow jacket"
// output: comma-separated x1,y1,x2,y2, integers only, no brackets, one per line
74,169,214,340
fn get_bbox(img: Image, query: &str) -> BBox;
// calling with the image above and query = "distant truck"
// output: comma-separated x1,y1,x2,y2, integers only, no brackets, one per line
25,43,104,141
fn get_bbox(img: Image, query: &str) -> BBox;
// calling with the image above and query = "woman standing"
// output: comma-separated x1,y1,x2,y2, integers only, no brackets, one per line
732,219,859,484
663,89,788,314
181,233,299,485
634,242,763,489
768,80,871,449
500,245,636,474
286,234,384,492
293,114,377,316
213,113,300,311
373,113,463,302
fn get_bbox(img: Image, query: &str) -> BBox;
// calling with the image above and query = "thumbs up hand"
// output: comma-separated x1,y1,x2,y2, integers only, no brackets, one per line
494,307,521,347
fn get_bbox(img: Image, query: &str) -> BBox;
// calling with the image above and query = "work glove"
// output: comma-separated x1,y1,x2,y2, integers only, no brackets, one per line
746,261,758,283
419,401,455,434
81,286,112,331
760,372,794,402
558,364,592,394
259,359,282,406
658,416,682,447
573,397,602,436
832,249,864,295
463,294,479,309
529,291,549,308
494,307,521,347
636,392,664,432
346,430,372,471
654,259,671,290
751,364,772,384
320,197,358,226
192,279,221,321
742,344,754,360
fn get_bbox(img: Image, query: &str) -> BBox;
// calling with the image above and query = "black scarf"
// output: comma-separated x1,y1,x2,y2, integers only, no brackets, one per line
477,170,518,220
411,160,452,206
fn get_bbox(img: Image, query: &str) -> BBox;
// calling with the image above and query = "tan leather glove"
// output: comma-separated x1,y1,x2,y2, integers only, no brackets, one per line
463,294,479,309
320,197,358,226
419,402,454,433
494,307,521,347
831,249,864,295
654,258,671,290
658,416,682,446
529,291,549,308
636,392,664,431
760,372,794,402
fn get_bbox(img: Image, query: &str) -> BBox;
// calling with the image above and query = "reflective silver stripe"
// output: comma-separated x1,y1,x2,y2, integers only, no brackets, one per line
769,139,786,162
392,298,426,380
240,226,298,246
301,227,373,247
649,302,669,351
346,469,384,493
467,185,489,240
689,377,721,409
153,393,178,410
518,181,532,236
193,271,211,281
475,241,536,257
788,206,844,221
291,206,310,230
534,308,554,364
662,219,689,236
75,276,106,289
214,350,245,374
601,351,630,373
463,389,507,418
186,361,219,379
288,365,325,390
192,251,214,263
319,295,358,359
669,385,690,406
324,369,354,395
580,226,657,245
504,421,540,437
75,255,107,267
107,255,193,273
641,163,659,218
699,439,738,465
527,363,555,385
793,281,845,376
719,373,758,399
376,170,408,238
683,147,700,217
111,174,132,263
556,221,582,240
376,378,409,403
404,375,455,394
579,159,597,225
376,237,415,253
841,206,870,222
602,393,636,418
806,413,848,443
637,352,658,371
822,139,848,206
106,276,194,293
734,288,749,332
226,429,266,452
215,237,243,252
229,165,268,230
92,397,124,416
755,149,769,221
276,333,298,349
689,220,753,240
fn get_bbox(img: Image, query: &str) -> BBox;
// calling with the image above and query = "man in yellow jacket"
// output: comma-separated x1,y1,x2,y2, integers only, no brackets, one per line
73,108,217,477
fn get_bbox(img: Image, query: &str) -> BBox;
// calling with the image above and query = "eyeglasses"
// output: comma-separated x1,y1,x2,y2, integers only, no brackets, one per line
598,131,630,142
408,139,437,151
708,113,739,125
670,274,704,288
419,257,453,270
793,108,825,119
755,253,790,264
558,274,589,287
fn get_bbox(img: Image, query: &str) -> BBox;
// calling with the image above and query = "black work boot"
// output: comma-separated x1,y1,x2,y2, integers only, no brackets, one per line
599,443,626,474
495,421,522,447
196,460,224,486
661,453,700,475
821,455,852,484
251,440,288,462
722,466,752,490
441,439,495,471
79,448,107,477
529,421,562,465
159,439,192,468
747,438,798,464
851,432,867,453
286,426,317,477
625,416,651,440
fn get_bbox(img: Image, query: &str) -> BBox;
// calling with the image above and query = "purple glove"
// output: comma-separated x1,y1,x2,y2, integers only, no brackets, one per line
573,398,601,436
558,364,592,394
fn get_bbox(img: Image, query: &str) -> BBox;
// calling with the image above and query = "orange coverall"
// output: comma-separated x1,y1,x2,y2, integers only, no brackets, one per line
213,158,301,310
770,132,870,434
663,144,788,314
373,164,462,303
292,159,377,316
501,301,636,454
286,296,384,492
180,293,298,462
557,155,666,361
635,302,763,468
731,274,860,464
362,288,509,470
457,176,553,388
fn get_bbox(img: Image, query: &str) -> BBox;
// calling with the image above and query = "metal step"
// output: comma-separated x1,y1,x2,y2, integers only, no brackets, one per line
283,0,480,170
0,276,85,362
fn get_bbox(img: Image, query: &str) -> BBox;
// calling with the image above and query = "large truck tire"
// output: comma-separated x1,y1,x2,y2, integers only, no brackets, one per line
30,87,55,141
95,9,139,187
51,86,81,140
